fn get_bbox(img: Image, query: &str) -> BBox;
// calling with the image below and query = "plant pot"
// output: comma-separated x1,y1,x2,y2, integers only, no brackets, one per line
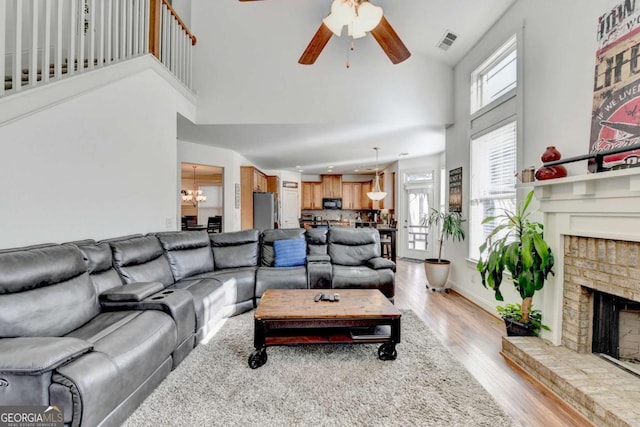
503,317,536,336
424,258,451,289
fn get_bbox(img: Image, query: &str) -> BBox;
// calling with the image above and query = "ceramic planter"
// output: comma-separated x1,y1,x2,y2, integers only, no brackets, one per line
424,258,451,291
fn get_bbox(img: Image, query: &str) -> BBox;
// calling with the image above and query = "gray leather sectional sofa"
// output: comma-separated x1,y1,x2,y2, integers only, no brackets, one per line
0,227,394,427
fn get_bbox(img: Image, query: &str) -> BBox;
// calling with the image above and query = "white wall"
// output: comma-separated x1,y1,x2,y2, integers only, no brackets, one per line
178,140,251,232
445,0,606,317
190,1,453,126
171,0,192,28
0,65,195,249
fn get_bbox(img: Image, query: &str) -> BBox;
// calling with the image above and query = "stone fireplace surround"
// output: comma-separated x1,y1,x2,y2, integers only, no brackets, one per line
501,168,640,427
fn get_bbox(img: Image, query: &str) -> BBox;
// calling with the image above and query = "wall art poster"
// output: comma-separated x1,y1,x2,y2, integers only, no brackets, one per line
590,0,640,172
448,167,462,213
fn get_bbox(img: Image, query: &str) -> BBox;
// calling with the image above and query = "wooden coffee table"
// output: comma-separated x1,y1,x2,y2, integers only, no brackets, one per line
248,289,401,369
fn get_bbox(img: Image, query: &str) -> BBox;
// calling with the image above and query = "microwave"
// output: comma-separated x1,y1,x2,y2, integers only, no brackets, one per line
322,198,342,210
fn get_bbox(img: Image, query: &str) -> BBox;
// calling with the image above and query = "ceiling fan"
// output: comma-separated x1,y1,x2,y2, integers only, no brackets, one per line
238,0,411,65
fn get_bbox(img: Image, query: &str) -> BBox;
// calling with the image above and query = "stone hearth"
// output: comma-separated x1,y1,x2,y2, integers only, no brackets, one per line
503,169,640,427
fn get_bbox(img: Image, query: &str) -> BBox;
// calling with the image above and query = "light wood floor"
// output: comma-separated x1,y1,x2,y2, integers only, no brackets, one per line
393,259,594,427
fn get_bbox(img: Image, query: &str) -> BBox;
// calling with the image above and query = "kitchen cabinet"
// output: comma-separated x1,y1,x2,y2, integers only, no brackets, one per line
342,182,364,210
241,166,271,229
361,181,372,210
321,175,342,198
301,181,322,209
253,168,268,192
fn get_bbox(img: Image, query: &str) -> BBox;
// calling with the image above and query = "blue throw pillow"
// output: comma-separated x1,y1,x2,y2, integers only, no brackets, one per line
273,239,307,267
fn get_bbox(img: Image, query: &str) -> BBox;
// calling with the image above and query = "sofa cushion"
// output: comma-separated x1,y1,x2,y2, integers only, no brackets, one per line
156,231,214,281
0,245,87,294
210,230,259,270
328,228,380,266
197,267,257,308
168,278,223,332
274,239,307,267
255,266,308,299
76,242,124,294
77,242,113,274
331,265,395,298
0,245,100,337
62,310,176,425
108,236,174,287
0,337,93,374
306,229,329,256
261,229,306,266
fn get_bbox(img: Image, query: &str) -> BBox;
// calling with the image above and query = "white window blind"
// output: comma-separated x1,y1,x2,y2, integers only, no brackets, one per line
469,121,517,260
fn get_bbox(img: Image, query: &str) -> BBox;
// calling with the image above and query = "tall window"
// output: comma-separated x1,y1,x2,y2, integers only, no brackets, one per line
469,122,517,260
468,34,519,260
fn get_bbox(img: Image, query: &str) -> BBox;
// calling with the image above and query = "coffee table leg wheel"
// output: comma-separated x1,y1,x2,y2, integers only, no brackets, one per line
248,347,267,369
378,343,397,361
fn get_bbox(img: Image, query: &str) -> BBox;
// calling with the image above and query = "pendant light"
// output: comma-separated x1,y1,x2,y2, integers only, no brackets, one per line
181,165,207,207
367,147,387,201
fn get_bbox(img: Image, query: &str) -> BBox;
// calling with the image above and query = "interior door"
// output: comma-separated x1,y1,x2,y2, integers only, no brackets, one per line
281,188,300,229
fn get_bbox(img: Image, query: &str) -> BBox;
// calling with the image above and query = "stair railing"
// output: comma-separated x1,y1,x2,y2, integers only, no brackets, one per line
1,0,196,98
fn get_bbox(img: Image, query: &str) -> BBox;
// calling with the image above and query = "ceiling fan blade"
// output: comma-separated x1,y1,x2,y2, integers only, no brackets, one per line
370,16,411,64
298,23,333,65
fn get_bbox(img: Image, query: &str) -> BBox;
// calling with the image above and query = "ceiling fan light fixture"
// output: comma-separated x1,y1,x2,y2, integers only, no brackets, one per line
323,14,345,37
323,0,354,36
356,2,383,32
348,23,367,39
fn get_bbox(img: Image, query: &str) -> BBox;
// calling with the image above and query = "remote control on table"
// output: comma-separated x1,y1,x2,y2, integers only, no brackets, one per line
314,293,323,302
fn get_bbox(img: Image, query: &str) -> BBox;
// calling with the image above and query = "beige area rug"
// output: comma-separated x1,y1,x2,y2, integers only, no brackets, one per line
123,310,516,427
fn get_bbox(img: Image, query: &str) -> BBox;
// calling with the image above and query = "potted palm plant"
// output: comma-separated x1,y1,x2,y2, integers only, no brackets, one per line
476,190,554,336
421,209,466,291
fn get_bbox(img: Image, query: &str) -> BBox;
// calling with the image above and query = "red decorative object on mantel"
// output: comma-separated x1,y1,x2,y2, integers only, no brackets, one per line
540,146,561,162
535,146,567,180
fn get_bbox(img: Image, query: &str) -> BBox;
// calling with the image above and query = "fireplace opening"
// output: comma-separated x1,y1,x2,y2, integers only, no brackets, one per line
592,290,640,376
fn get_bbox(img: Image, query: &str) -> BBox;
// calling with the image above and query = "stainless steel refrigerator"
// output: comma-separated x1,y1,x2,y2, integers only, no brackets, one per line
253,192,275,232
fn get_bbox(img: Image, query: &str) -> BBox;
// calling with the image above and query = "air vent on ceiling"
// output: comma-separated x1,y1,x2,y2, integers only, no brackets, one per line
437,31,458,51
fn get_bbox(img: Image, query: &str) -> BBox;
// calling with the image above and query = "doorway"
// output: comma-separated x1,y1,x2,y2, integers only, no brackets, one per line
400,171,435,260
180,162,223,231
281,188,299,229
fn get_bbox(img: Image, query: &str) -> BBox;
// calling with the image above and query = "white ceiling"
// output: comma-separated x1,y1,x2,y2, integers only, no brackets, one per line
178,0,516,174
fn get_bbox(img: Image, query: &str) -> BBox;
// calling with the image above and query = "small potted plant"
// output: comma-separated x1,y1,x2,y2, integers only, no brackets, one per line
476,190,554,336
421,209,466,291
496,303,549,337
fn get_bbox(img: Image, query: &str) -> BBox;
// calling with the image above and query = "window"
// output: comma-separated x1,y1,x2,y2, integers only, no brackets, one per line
468,33,519,260
471,35,517,114
469,121,517,260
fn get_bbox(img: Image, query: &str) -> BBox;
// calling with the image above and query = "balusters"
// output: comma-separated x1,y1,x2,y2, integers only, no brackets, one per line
69,0,77,75
56,0,63,76
29,1,38,87
1,0,195,96
98,0,104,67
0,0,5,96
13,0,22,92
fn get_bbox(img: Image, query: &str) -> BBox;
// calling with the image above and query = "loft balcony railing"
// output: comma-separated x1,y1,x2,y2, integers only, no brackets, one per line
1,0,196,98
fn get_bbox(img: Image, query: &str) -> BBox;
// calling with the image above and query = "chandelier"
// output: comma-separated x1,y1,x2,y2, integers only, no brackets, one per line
323,0,383,39
367,147,387,201
181,165,206,207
